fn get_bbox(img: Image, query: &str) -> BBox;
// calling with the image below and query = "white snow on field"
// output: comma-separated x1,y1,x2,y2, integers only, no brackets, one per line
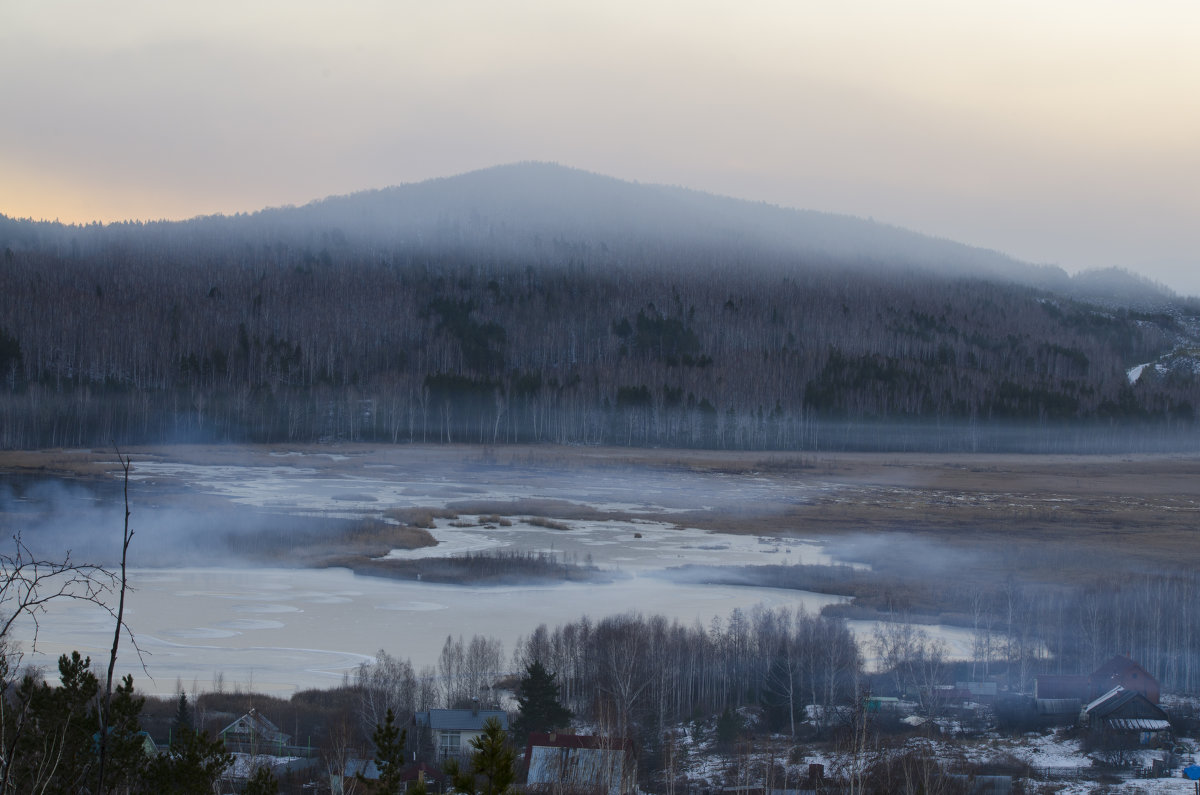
227,753,302,779
994,731,1090,769
126,456,836,516
1055,780,1197,794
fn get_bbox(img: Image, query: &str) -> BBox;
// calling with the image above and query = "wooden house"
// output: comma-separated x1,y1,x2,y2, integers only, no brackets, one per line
1083,686,1171,745
219,708,291,754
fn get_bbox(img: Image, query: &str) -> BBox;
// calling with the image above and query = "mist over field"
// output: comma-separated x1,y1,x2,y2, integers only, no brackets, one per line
5,446,1200,699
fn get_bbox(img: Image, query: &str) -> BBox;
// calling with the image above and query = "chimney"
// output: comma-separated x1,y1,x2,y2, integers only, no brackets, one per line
472,697,479,716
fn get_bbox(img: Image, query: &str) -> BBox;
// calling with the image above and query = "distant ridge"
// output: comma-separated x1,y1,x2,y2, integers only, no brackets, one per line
247,162,1071,289
1,160,1197,451
0,162,1177,303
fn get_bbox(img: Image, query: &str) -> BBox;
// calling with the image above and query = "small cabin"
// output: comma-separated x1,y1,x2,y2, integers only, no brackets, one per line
1083,686,1171,745
219,708,291,753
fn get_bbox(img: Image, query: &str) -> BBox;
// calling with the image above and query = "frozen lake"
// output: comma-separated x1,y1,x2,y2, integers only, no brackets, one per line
9,449,859,694
22,567,842,695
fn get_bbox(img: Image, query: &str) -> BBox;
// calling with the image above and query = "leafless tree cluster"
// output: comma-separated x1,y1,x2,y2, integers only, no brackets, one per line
903,573,1200,695
0,538,118,793
515,607,861,744
2,205,1197,451
350,606,861,757
350,638,509,736
683,556,1200,698
439,635,505,710
1025,574,1200,694
354,650,439,736
0,533,116,673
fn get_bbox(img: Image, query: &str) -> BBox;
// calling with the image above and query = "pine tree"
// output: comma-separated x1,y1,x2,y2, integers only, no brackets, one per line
52,651,102,791
243,764,280,795
173,691,193,736
512,661,572,743
1,652,101,794
715,707,740,749
104,674,148,793
361,708,407,795
446,717,515,795
142,724,233,794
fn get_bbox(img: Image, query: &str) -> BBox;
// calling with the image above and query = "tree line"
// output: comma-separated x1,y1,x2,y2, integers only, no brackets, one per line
511,608,862,748
681,562,1200,696
2,214,1199,451
7,596,1199,792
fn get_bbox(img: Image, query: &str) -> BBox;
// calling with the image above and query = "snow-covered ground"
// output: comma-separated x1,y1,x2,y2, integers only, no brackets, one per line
126,457,832,516
1128,363,1151,384
1054,779,1197,794
670,725,1199,794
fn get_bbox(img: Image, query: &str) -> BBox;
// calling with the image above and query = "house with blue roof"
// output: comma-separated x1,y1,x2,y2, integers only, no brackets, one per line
413,703,509,763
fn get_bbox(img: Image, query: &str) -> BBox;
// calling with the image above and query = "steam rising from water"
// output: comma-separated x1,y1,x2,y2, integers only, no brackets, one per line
0,449,968,694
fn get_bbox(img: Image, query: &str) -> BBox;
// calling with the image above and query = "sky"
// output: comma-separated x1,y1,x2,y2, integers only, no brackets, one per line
2,1,1198,295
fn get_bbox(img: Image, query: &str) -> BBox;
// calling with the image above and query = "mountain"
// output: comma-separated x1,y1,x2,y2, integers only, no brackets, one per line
257,163,1062,279
2,162,1175,300
1,163,1197,452
4,164,1048,278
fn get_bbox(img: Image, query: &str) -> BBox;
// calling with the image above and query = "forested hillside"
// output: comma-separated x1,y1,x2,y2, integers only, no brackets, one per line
2,164,1198,451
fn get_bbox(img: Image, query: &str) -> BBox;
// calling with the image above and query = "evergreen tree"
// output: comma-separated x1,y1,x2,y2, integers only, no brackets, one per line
512,661,572,743
715,707,740,749
51,651,102,791
446,717,516,795
243,764,280,795
0,655,153,795
173,691,193,735
141,724,232,794
1,652,102,794
103,674,148,794
360,707,407,795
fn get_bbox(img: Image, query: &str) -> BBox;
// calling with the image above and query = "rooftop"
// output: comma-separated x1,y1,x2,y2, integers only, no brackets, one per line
415,709,509,732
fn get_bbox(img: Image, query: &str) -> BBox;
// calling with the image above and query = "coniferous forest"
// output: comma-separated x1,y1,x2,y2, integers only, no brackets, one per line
2,163,1199,452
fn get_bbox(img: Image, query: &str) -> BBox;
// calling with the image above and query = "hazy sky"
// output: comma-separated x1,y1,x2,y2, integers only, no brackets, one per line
3,1,1198,295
